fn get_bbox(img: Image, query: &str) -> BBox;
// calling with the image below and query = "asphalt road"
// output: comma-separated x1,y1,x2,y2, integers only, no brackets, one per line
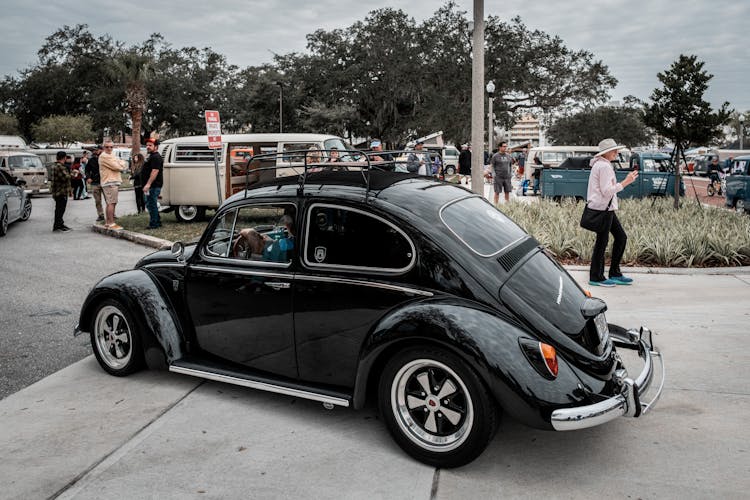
0,191,151,399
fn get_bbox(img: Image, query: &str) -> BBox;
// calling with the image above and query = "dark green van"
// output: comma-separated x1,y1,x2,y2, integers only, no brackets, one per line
725,155,750,213
541,152,684,200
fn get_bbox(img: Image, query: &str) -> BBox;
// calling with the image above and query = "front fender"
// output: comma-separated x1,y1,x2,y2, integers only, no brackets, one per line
352,299,587,429
76,269,184,363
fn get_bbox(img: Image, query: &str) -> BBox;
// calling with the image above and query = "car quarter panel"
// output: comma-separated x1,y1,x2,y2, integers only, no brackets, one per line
77,269,185,363
353,300,587,429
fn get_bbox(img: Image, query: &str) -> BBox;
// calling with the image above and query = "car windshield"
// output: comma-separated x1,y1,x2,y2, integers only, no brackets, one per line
440,197,527,257
8,155,43,170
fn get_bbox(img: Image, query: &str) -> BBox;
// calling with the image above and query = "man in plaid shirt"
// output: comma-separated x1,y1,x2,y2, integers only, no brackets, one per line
50,151,72,232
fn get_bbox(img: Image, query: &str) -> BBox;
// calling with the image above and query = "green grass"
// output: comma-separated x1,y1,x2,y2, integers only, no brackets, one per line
117,210,212,243
498,198,750,267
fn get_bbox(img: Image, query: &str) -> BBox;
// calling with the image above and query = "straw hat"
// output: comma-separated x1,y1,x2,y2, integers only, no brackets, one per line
595,138,626,156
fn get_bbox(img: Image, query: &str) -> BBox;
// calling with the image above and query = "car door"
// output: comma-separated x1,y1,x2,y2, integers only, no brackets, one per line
0,170,21,220
184,202,298,379
293,203,421,388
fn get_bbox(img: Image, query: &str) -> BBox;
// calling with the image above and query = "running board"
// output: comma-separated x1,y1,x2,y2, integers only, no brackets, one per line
169,362,350,408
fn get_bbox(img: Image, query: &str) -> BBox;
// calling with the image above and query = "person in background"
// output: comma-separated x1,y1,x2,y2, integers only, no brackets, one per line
98,140,127,230
85,145,104,222
50,151,72,232
407,141,429,175
369,140,394,170
79,151,90,199
458,144,471,185
517,149,526,178
532,155,543,195
141,139,164,229
586,138,639,287
130,153,145,214
707,157,722,195
70,157,84,200
490,141,513,204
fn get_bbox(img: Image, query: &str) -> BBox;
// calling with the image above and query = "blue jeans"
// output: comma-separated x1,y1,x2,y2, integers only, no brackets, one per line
145,187,161,227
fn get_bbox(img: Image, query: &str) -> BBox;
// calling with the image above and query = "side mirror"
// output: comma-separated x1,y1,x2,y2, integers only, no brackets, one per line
171,241,185,263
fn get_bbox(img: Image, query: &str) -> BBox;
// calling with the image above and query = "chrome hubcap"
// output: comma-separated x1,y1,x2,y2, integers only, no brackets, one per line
179,205,198,219
391,359,473,452
94,306,132,369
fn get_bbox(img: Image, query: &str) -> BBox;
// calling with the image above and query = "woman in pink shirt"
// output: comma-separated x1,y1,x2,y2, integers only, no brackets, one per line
586,138,639,287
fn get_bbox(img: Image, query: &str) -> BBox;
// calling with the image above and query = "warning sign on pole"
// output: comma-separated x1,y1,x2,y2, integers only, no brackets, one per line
205,110,222,149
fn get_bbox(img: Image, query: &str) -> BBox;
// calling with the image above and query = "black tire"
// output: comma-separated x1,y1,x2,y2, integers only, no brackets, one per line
378,347,498,468
737,199,747,214
20,198,32,221
707,184,715,197
175,205,206,223
0,205,8,236
445,165,456,175
90,299,144,376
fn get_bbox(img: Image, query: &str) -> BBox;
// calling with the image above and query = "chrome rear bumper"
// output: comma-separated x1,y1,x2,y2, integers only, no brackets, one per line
550,327,665,431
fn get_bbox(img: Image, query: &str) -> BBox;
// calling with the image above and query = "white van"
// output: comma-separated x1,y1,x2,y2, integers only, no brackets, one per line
158,133,352,221
0,150,49,195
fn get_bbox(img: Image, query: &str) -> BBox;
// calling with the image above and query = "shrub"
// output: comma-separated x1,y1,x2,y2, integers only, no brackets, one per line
498,198,750,267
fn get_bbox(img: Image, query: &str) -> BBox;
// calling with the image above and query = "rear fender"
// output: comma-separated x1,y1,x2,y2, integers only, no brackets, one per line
352,300,587,429
77,269,184,364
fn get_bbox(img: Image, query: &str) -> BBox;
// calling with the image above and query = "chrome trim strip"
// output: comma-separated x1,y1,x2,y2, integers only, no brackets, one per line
191,264,291,280
169,365,350,407
143,263,186,269
295,274,434,297
550,338,664,431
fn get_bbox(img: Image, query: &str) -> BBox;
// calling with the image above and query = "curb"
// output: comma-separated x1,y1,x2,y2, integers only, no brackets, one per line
90,224,172,250
92,225,750,276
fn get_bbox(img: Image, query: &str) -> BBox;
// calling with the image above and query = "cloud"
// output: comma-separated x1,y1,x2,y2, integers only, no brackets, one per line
1,0,747,110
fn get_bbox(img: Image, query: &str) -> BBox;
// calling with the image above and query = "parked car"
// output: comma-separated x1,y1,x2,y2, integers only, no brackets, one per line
75,160,664,468
0,169,32,236
725,155,750,214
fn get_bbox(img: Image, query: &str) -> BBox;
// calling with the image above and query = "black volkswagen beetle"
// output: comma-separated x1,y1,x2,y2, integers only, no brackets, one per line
76,160,664,468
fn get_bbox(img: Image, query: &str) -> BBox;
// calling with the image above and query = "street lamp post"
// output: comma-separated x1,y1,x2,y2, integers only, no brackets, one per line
486,81,495,155
740,114,745,150
276,81,283,133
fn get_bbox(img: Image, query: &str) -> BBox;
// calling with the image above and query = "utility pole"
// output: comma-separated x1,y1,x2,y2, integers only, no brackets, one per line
470,0,485,196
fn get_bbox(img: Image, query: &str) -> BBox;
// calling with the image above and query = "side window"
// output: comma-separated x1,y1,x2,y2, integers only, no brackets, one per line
204,204,296,264
280,143,319,164
304,204,415,273
204,209,238,258
0,170,11,185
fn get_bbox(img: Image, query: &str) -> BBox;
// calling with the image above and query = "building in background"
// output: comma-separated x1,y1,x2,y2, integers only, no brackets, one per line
506,114,544,148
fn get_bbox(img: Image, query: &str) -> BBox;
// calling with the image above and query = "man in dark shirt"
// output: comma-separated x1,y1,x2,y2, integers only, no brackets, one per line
141,139,164,229
50,151,72,232
490,142,513,204
85,145,104,221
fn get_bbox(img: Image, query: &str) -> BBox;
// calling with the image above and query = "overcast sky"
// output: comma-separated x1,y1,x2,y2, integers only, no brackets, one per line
2,0,747,111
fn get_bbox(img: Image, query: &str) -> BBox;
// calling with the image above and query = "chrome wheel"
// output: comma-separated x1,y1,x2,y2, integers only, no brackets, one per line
391,359,473,452
737,199,746,213
176,205,204,222
20,199,32,221
94,305,134,371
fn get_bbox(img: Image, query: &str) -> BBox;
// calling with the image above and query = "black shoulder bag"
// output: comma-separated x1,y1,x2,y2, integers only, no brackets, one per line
580,197,614,233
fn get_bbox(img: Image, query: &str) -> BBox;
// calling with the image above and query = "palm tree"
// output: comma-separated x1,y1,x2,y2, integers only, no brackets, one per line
108,50,153,157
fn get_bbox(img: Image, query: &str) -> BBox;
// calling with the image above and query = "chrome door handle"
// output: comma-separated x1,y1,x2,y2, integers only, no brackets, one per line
266,282,290,290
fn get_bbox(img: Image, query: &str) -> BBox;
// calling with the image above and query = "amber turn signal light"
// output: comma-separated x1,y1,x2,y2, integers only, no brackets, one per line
539,342,558,378
584,289,592,297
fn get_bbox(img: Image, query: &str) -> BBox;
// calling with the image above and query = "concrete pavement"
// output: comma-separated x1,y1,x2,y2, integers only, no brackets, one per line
1,271,748,499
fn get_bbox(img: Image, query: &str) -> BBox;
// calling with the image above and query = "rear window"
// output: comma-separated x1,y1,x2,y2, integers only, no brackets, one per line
440,197,527,257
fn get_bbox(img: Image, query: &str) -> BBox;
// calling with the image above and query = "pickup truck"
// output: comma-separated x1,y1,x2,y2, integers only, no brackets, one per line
541,152,684,200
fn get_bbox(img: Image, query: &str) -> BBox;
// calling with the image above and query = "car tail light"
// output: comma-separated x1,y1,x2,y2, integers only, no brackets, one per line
539,343,558,377
519,338,558,380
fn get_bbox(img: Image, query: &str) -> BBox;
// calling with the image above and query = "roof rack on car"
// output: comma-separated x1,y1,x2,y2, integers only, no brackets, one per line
239,148,424,200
